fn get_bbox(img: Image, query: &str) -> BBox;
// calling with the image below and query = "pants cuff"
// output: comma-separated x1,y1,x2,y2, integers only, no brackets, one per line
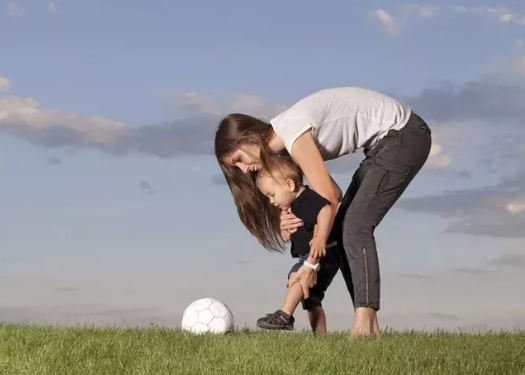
354,303,380,311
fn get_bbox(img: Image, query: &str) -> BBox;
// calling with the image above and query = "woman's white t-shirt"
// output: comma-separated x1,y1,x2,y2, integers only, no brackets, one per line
269,87,412,161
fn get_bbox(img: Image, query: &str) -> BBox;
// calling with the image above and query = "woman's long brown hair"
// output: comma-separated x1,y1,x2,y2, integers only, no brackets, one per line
214,113,286,252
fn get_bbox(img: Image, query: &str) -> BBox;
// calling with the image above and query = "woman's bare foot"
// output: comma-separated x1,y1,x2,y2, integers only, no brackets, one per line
349,307,380,337
373,314,380,336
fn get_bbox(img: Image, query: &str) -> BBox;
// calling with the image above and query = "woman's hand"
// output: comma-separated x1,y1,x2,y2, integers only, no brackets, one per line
288,265,317,298
280,209,303,240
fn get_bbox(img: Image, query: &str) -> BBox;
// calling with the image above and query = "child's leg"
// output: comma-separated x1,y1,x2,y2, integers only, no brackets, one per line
302,245,341,335
307,305,327,336
281,272,304,315
256,258,306,331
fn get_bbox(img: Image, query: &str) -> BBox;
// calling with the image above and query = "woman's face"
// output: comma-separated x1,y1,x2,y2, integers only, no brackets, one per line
223,145,261,173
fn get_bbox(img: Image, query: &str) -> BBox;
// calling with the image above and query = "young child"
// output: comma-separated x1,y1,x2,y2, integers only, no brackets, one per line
254,156,341,335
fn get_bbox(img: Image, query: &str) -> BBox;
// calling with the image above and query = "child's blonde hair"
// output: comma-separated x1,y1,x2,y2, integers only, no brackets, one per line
256,155,304,191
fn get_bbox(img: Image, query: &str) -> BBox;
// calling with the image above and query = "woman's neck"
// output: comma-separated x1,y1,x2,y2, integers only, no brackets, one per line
267,130,286,154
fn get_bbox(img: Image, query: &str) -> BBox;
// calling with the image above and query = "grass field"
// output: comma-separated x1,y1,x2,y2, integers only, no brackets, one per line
1,324,525,375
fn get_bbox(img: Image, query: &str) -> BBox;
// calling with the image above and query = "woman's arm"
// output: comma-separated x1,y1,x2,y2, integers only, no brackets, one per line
290,131,339,245
330,174,343,202
286,131,339,298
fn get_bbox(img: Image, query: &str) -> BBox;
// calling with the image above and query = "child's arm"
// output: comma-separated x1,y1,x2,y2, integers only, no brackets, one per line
308,176,340,261
308,204,332,261
312,205,332,246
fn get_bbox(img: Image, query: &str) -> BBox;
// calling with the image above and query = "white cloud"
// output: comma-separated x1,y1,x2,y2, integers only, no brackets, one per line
48,1,57,13
169,92,288,120
0,79,289,157
2,76,453,171
451,6,525,26
426,143,452,168
402,4,441,19
486,55,525,78
372,5,525,36
372,9,399,37
0,96,126,144
6,2,25,17
6,0,64,17
506,197,525,214
0,76,10,93
372,5,441,36
169,92,223,117
228,92,289,119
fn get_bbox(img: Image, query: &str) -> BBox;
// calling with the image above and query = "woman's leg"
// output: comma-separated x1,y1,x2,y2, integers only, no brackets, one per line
333,113,432,336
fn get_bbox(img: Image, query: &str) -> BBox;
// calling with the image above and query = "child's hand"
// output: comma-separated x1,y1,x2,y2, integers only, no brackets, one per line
309,236,326,259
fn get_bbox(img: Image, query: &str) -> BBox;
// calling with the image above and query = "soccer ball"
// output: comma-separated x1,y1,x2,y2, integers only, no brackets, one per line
181,297,234,334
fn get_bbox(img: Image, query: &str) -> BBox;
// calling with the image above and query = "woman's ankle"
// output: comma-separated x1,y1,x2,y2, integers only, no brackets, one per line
350,307,377,336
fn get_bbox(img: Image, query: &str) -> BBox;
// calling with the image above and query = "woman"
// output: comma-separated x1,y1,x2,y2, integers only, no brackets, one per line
214,87,432,336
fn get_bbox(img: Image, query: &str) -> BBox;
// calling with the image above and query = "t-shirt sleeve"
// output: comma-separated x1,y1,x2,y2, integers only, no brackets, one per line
295,190,331,225
270,114,313,155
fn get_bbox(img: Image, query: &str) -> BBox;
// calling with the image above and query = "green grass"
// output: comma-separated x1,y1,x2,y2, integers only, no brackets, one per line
1,324,525,375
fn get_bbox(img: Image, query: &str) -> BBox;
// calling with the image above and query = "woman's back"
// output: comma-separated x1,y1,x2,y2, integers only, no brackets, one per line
269,87,412,160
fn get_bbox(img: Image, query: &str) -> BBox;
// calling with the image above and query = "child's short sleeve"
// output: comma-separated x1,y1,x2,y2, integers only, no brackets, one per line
291,188,331,225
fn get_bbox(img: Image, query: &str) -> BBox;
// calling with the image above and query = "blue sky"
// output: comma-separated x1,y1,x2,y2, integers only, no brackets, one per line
1,0,525,331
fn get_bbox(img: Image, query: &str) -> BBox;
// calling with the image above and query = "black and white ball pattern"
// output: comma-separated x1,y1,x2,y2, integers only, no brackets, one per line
181,297,234,334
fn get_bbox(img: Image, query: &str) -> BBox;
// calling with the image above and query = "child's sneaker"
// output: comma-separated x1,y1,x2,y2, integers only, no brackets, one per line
256,310,295,330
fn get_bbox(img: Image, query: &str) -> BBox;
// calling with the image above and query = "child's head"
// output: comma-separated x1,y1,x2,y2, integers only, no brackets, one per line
256,156,304,211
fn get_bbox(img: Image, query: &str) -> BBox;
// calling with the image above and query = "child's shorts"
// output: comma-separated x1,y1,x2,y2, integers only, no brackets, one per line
287,243,341,311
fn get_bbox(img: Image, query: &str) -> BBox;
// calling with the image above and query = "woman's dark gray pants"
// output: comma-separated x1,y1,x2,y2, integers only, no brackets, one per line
331,112,432,311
